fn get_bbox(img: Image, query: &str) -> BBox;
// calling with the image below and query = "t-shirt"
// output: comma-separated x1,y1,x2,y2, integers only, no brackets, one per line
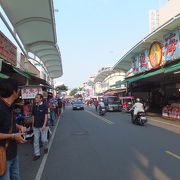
0,99,17,160
32,102,48,128
57,100,62,108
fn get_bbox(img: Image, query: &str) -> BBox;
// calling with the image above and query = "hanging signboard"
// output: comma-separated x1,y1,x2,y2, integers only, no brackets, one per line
148,42,162,69
0,31,17,66
132,49,149,74
21,87,43,99
163,29,180,61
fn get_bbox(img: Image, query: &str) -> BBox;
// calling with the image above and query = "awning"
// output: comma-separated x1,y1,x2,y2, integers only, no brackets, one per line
111,61,180,87
113,13,180,71
13,67,31,79
0,72,9,79
0,0,63,78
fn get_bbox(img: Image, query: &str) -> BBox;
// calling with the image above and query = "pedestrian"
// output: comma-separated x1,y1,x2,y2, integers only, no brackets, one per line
93,99,99,111
32,94,48,161
57,98,62,117
0,78,27,180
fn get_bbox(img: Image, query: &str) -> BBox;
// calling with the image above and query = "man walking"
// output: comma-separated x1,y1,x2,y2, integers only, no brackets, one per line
0,78,27,180
32,94,48,161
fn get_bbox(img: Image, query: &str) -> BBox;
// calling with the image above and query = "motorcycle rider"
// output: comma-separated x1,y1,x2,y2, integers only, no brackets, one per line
98,98,105,112
131,98,145,120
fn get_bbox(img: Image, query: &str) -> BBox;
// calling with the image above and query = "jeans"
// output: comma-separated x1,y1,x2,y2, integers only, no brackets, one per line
33,127,48,156
0,156,20,180
50,109,56,126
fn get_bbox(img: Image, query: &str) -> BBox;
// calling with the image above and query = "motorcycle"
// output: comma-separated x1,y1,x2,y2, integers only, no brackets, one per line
99,106,106,116
130,110,147,125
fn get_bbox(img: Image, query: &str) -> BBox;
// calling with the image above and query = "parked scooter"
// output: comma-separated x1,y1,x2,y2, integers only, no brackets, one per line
130,109,147,125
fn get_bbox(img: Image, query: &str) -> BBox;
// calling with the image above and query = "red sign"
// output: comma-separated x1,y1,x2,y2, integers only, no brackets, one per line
0,31,17,65
148,42,162,69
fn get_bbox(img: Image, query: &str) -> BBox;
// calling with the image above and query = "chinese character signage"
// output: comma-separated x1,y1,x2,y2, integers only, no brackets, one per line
163,29,180,61
0,31,17,65
132,49,149,74
139,49,149,72
148,42,162,69
21,87,43,99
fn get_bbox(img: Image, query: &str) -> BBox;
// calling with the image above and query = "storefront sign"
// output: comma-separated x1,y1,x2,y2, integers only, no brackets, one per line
0,31,17,65
163,29,180,61
21,87,43,99
148,42,162,69
132,49,149,74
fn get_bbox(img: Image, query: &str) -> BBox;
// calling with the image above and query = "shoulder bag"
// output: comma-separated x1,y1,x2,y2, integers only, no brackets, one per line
0,112,13,176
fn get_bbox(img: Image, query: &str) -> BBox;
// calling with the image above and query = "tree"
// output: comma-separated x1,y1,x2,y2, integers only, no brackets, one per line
55,84,68,91
70,88,78,96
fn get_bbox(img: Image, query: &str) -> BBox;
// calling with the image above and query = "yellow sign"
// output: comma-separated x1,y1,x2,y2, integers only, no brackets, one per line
148,42,162,69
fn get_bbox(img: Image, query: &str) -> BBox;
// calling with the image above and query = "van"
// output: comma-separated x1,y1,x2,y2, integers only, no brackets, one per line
103,96,122,111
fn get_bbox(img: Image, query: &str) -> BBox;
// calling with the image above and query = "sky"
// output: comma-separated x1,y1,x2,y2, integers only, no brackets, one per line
53,0,168,89
0,0,168,89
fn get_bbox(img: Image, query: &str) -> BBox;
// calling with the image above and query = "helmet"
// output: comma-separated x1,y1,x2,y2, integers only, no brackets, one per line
136,98,140,102
100,98,103,102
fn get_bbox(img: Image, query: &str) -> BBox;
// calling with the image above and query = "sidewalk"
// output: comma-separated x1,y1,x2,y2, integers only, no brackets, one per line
18,116,60,180
146,113,180,134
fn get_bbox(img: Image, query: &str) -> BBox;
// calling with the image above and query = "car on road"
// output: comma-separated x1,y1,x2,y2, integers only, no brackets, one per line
72,101,84,110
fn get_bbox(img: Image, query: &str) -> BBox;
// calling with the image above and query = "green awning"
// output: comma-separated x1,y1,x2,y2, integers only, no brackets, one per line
13,67,31,79
0,73,9,79
164,62,180,73
111,62,180,87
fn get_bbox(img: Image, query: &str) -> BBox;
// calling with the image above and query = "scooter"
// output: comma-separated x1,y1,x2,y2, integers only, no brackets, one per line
99,106,106,116
130,110,147,125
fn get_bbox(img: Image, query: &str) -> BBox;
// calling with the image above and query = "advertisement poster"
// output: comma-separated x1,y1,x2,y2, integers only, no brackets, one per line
21,87,43,99
163,29,180,61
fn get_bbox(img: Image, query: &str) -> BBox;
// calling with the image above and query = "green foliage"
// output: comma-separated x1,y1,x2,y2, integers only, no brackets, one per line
70,88,78,96
56,84,68,91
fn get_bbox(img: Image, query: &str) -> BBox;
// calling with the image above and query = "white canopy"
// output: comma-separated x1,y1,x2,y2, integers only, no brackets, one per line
113,13,180,71
0,0,63,78
94,68,123,83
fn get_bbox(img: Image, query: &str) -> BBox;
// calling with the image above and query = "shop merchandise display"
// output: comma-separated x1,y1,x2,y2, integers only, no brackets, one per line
162,102,180,119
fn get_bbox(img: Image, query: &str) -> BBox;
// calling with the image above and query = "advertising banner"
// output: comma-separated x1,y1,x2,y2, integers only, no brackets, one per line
132,49,149,74
21,87,43,99
163,29,180,61
0,31,17,65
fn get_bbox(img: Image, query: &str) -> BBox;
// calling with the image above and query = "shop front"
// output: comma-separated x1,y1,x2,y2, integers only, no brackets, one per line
126,28,180,117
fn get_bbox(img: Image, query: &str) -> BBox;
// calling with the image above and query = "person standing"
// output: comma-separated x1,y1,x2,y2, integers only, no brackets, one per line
32,94,48,161
93,99,99,111
57,98,62,117
0,78,27,180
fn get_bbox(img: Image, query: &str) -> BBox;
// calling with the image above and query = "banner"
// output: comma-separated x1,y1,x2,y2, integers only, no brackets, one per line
163,29,180,61
0,31,17,65
21,87,43,99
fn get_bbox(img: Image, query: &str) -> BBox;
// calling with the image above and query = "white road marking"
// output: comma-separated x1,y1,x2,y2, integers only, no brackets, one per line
85,110,114,125
35,116,61,180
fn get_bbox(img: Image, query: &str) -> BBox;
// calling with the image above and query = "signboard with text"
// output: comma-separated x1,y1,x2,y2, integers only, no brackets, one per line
21,87,43,99
163,29,180,61
132,49,149,74
0,31,17,65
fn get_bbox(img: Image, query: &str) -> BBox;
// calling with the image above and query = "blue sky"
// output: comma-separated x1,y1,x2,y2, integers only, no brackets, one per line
0,0,168,89
54,0,168,89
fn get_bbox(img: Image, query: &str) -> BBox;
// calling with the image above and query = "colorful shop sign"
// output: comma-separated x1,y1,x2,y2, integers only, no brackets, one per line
0,31,17,66
163,29,180,61
21,87,43,99
148,42,162,69
132,49,149,74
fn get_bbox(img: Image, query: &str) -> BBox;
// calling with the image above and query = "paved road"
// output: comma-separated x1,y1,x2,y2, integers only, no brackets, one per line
36,106,180,180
